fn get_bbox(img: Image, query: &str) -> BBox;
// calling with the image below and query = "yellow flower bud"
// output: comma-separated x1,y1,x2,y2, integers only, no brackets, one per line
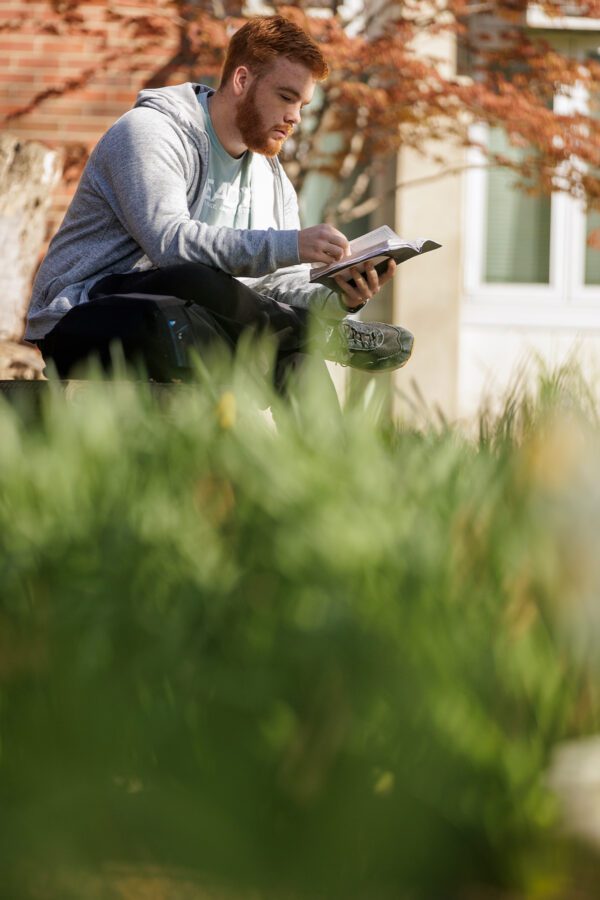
216,391,236,430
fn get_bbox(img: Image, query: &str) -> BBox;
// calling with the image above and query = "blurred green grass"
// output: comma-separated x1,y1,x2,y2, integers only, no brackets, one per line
1,351,600,900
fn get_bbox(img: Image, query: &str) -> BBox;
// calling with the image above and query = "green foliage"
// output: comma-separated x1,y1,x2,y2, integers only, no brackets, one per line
1,355,600,899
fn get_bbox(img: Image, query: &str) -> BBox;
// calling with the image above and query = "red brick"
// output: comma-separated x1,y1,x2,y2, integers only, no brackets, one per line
1,0,187,234
14,55,65,68
0,71,35,82
0,37,37,49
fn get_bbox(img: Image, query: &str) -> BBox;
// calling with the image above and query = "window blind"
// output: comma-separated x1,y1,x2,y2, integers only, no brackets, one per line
484,127,551,284
585,210,600,285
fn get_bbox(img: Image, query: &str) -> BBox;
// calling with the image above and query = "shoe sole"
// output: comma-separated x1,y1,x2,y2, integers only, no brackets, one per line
354,335,414,372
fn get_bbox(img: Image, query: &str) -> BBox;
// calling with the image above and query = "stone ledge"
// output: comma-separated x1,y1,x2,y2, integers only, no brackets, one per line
0,379,188,405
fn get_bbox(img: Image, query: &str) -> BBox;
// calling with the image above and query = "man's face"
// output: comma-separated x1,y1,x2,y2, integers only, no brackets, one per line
235,57,316,157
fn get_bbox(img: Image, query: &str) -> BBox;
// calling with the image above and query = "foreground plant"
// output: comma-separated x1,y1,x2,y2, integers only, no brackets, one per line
1,357,600,900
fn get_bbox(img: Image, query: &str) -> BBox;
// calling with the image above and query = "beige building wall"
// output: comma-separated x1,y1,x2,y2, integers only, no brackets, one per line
392,146,465,422
390,29,464,422
458,324,600,419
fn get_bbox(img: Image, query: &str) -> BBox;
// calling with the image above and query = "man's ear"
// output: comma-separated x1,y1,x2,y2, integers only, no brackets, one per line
231,65,253,97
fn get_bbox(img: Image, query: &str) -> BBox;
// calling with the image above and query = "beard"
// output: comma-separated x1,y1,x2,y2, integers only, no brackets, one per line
235,82,291,158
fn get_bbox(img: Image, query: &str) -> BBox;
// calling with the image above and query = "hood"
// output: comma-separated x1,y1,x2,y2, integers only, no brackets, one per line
133,81,285,228
134,82,213,148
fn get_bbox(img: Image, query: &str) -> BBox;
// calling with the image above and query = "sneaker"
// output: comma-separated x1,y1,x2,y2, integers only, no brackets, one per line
324,319,414,372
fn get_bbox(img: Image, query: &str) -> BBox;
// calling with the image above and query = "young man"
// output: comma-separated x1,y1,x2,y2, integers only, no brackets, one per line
26,15,413,385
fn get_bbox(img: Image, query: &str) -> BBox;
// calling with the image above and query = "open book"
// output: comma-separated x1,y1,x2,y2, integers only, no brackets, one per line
310,225,441,284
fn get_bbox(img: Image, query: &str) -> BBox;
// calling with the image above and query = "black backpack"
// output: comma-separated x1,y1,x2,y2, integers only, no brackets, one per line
41,293,230,381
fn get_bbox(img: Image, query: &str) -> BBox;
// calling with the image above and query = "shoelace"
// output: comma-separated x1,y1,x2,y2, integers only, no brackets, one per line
343,322,380,350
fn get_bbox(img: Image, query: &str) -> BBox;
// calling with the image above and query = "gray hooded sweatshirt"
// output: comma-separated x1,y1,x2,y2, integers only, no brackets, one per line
26,83,342,340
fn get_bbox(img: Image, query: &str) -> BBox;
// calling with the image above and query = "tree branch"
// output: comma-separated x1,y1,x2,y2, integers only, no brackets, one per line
334,161,495,224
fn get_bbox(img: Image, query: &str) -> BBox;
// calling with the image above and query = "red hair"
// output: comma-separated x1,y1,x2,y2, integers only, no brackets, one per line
220,15,328,86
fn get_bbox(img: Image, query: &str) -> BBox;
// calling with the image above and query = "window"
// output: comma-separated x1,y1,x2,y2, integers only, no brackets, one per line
483,127,552,284
463,82,600,325
586,209,600,283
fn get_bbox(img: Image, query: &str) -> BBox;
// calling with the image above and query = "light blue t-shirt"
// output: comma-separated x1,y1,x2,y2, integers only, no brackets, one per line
193,92,252,228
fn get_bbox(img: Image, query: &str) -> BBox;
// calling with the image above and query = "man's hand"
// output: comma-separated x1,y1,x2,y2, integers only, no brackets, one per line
298,224,350,265
333,258,397,309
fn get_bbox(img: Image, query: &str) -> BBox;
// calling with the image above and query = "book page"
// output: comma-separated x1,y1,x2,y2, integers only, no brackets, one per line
347,225,399,257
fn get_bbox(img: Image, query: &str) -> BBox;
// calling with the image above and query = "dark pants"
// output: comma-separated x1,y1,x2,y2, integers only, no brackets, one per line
38,263,333,395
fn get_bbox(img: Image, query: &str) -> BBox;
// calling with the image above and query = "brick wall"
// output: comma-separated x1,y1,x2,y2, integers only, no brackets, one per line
0,0,193,241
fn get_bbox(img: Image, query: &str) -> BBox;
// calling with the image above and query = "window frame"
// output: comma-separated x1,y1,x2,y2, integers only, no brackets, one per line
462,91,600,328
527,4,600,31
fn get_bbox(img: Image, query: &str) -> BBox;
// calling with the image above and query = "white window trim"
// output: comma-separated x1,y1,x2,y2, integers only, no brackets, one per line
527,3,600,30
